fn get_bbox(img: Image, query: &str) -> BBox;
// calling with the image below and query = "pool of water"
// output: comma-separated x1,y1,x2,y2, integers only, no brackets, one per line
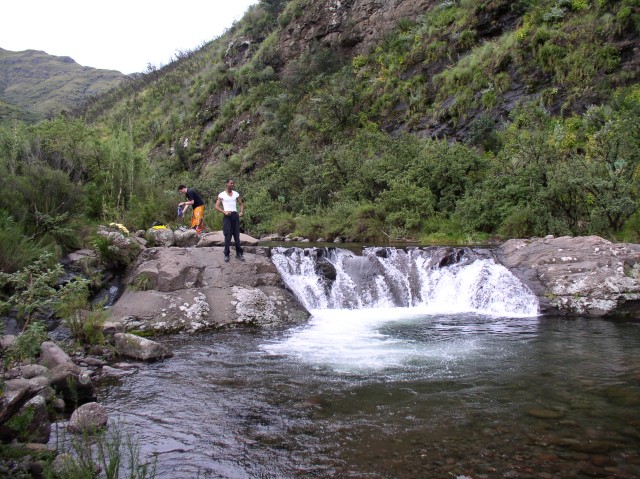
97,312,640,478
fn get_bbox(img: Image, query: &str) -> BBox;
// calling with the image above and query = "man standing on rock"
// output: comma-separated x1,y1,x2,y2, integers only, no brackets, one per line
178,184,205,235
215,179,245,262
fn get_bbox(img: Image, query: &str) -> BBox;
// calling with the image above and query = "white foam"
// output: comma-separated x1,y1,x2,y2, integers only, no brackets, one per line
262,308,482,373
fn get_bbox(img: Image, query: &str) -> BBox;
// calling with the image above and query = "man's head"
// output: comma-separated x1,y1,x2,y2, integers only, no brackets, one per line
177,184,187,194
226,179,235,190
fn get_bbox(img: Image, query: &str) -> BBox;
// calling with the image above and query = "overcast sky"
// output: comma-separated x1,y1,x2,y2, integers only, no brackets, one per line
0,0,259,74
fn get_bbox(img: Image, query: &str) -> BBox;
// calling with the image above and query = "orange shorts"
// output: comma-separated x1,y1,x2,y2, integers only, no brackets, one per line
191,205,205,234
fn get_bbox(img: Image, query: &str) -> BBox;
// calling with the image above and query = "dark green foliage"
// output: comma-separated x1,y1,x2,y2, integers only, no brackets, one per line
0,211,50,273
8,321,48,363
93,235,141,272
1,0,638,247
0,253,63,324
55,279,107,345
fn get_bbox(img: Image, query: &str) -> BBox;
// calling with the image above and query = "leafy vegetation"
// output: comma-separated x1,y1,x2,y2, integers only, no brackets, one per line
0,0,638,258
52,420,158,479
0,0,637,467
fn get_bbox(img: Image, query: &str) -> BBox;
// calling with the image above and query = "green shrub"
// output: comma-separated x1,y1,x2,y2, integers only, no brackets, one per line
93,235,140,271
55,279,107,346
3,405,36,442
0,252,63,324
52,419,158,479
497,207,537,238
272,213,297,236
347,203,387,242
9,321,48,364
0,210,50,274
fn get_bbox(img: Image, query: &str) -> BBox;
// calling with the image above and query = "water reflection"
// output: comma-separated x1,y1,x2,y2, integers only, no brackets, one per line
96,315,640,478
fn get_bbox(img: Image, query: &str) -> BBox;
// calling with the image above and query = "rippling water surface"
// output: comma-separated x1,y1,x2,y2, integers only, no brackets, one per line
95,311,640,478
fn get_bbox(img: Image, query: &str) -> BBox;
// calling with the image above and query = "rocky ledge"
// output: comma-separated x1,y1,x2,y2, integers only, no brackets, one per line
496,235,640,318
107,245,310,334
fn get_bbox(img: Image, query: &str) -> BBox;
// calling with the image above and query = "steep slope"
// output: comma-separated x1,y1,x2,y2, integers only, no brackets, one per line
0,48,124,121
73,0,640,241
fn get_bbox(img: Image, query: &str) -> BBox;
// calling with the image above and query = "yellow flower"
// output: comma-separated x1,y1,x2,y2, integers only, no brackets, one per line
109,223,130,235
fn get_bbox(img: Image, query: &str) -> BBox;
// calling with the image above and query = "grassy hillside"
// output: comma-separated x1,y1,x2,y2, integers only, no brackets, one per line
1,0,639,260
0,48,124,122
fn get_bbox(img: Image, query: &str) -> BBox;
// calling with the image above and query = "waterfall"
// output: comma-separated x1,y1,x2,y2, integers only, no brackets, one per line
271,246,539,317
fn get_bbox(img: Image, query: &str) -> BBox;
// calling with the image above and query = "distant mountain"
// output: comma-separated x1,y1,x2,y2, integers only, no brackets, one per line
0,48,125,122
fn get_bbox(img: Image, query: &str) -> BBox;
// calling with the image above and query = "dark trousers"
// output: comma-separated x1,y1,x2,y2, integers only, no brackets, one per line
223,212,243,256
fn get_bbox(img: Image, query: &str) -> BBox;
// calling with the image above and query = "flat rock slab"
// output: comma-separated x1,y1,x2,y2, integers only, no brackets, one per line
197,231,260,247
108,246,309,333
496,235,640,317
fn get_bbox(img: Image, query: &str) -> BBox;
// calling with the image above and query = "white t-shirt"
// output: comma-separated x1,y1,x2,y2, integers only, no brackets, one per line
218,190,240,212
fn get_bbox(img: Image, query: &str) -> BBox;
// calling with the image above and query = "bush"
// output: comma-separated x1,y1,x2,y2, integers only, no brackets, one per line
93,235,141,272
55,280,106,346
0,252,63,324
0,210,50,274
52,419,158,479
272,213,297,236
8,321,48,364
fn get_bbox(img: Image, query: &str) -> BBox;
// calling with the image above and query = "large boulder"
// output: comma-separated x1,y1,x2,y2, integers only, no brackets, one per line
174,228,200,247
108,246,309,334
95,225,143,268
496,236,640,317
0,379,45,427
145,227,175,247
0,395,50,443
113,333,173,361
40,341,71,369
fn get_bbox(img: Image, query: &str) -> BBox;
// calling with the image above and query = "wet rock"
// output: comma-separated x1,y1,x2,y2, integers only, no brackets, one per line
99,365,136,378
497,236,640,317
0,379,45,426
39,341,71,369
67,402,108,433
315,257,337,281
0,395,50,443
113,333,173,361
232,286,309,327
438,248,465,268
109,247,309,333
600,385,640,406
63,249,98,273
83,357,107,368
259,234,285,242
49,363,96,409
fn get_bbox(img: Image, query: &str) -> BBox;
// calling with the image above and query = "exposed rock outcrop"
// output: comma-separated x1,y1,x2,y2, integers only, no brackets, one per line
496,236,640,318
108,246,310,334
278,0,436,64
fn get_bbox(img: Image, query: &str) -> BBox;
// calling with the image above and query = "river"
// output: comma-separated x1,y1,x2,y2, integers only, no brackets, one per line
95,247,640,478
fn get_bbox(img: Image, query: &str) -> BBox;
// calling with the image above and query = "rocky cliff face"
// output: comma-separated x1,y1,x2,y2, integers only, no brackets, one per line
277,0,437,63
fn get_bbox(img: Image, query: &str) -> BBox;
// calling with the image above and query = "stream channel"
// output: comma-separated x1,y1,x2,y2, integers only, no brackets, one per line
94,246,640,478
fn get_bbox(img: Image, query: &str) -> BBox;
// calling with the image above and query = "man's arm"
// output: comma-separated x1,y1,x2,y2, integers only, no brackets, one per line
179,199,194,212
215,197,228,215
238,196,245,216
